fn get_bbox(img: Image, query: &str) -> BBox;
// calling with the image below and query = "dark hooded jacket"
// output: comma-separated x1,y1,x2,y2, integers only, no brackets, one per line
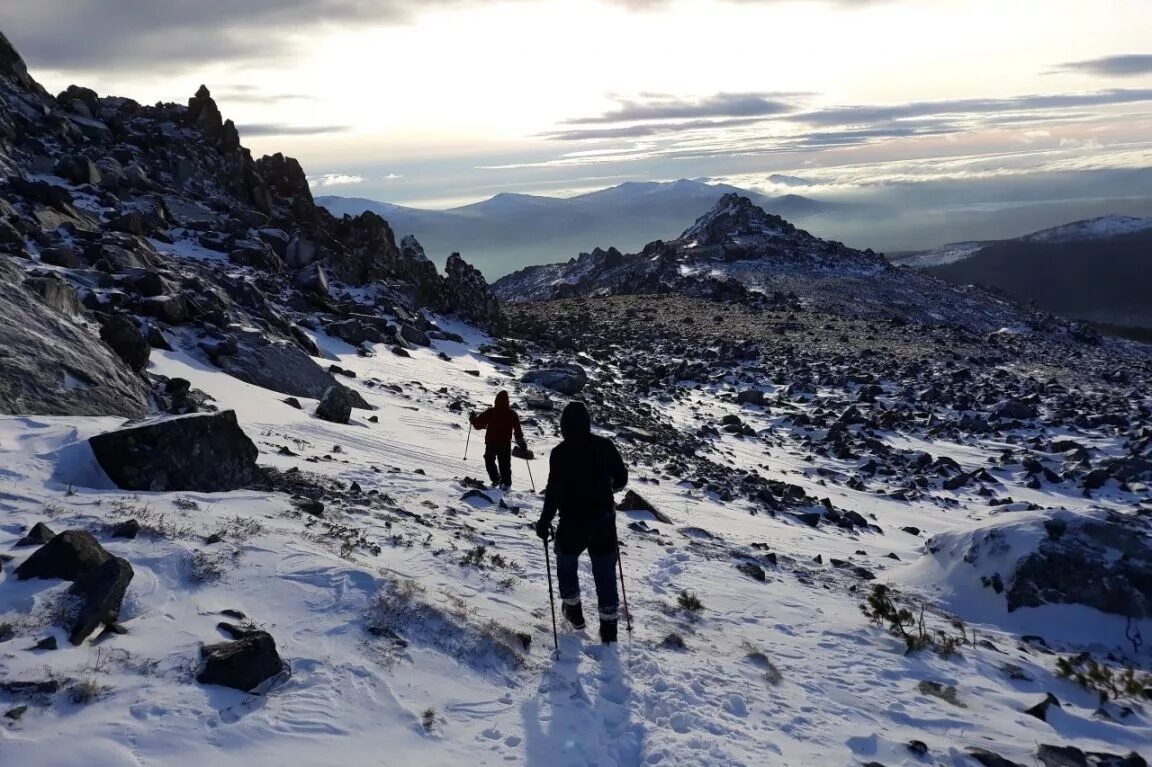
539,401,627,529
471,391,524,446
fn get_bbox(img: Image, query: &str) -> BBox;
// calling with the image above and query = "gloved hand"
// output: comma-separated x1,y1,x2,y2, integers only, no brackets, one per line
517,437,528,451
535,518,553,541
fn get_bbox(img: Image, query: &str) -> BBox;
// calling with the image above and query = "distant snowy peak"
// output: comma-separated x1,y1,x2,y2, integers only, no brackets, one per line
1020,215,1152,244
898,215,1152,269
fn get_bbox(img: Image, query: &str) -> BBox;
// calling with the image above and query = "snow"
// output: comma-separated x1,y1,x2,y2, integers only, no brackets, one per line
1022,216,1152,244
1,328,1150,766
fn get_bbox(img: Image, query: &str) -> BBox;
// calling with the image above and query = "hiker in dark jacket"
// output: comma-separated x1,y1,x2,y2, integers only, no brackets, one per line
535,401,628,643
471,390,526,489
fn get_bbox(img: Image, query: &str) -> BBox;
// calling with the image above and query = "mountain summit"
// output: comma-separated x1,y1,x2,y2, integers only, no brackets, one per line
492,195,1060,332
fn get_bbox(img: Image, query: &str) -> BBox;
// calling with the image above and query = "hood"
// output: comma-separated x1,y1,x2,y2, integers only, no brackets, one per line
494,391,510,409
560,400,591,440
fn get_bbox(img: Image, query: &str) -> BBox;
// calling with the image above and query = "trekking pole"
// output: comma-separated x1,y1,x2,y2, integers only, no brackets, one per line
463,424,472,461
617,542,633,634
524,456,536,493
544,533,560,657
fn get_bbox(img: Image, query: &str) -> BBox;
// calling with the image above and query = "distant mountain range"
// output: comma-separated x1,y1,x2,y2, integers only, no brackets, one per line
317,179,847,279
891,216,1152,329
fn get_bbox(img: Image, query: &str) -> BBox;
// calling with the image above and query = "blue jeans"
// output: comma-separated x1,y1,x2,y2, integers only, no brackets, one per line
554,520,619,622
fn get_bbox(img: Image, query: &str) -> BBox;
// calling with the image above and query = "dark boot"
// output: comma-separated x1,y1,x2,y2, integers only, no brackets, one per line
562,601,586,630
599,619,618,644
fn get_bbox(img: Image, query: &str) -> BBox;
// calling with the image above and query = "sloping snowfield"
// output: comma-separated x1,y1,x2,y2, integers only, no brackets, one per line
1,321,1149,767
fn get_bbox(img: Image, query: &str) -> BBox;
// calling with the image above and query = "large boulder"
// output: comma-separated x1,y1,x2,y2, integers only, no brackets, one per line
0,258,151,417
15,530,111,581
212,329,368,405
315,385,352,424
99,315,150,372
67,556,133,645
522,363,588,395
89,410,261,492
197,629,283,692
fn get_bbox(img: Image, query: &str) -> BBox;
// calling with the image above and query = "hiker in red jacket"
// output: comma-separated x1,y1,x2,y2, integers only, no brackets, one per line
471,391,527,489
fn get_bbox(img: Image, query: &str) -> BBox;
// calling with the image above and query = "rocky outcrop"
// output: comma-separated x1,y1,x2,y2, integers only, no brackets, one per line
0,258,151,417
1007,511,1152,618
89,410,260,492
445,252,505,334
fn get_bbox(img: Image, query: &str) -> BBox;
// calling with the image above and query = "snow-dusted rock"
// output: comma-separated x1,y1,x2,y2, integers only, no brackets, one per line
89,410,260,492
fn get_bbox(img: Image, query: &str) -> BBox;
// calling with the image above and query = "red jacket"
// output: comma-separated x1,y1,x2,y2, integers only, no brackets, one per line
471,391,524,445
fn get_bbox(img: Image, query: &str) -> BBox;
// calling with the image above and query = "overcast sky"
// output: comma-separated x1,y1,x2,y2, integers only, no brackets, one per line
3,0,1151,215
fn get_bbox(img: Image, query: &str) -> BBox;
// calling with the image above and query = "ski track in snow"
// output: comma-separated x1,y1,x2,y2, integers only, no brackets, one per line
1,318,1150,766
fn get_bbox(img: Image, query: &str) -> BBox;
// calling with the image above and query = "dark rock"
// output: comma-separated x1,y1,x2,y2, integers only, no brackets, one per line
99,314,150,372
294,498,324,517
229,242,283,273
968,749,1027,767
737,562,766,581
293,262,329,299
736,389,766,406
906,740,928,757
147,324,173,350
315,385,353,424
197,630,284,692
617,490,672,523
31,631,57,649
522,364,588,395
89,410,260,492
391,345,411,358
140,294,192,325
1006,511,1152,618
4,705,28,720
284,397,302,409
399,324,431,347
212,330,367,405
1024,693,1062,722
15,530,111,581
993,399,1038,420
66,556,134,645
461,489,495,505
15,522,56,547
1035,745,1087,767
109,519,141,539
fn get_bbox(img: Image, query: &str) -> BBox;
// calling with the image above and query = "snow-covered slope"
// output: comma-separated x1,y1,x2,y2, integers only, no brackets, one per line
3,293,1151,766
1021,215,1152,244
893,215,1152,268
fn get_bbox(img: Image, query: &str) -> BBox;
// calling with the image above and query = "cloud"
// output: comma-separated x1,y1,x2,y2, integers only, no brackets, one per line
215,86,317,105
239,123,349,137
544,116,777,141
1055,54,1152,77
308,173,365,187
2,0,476,70
565,92,804,125
787,89,1152,128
